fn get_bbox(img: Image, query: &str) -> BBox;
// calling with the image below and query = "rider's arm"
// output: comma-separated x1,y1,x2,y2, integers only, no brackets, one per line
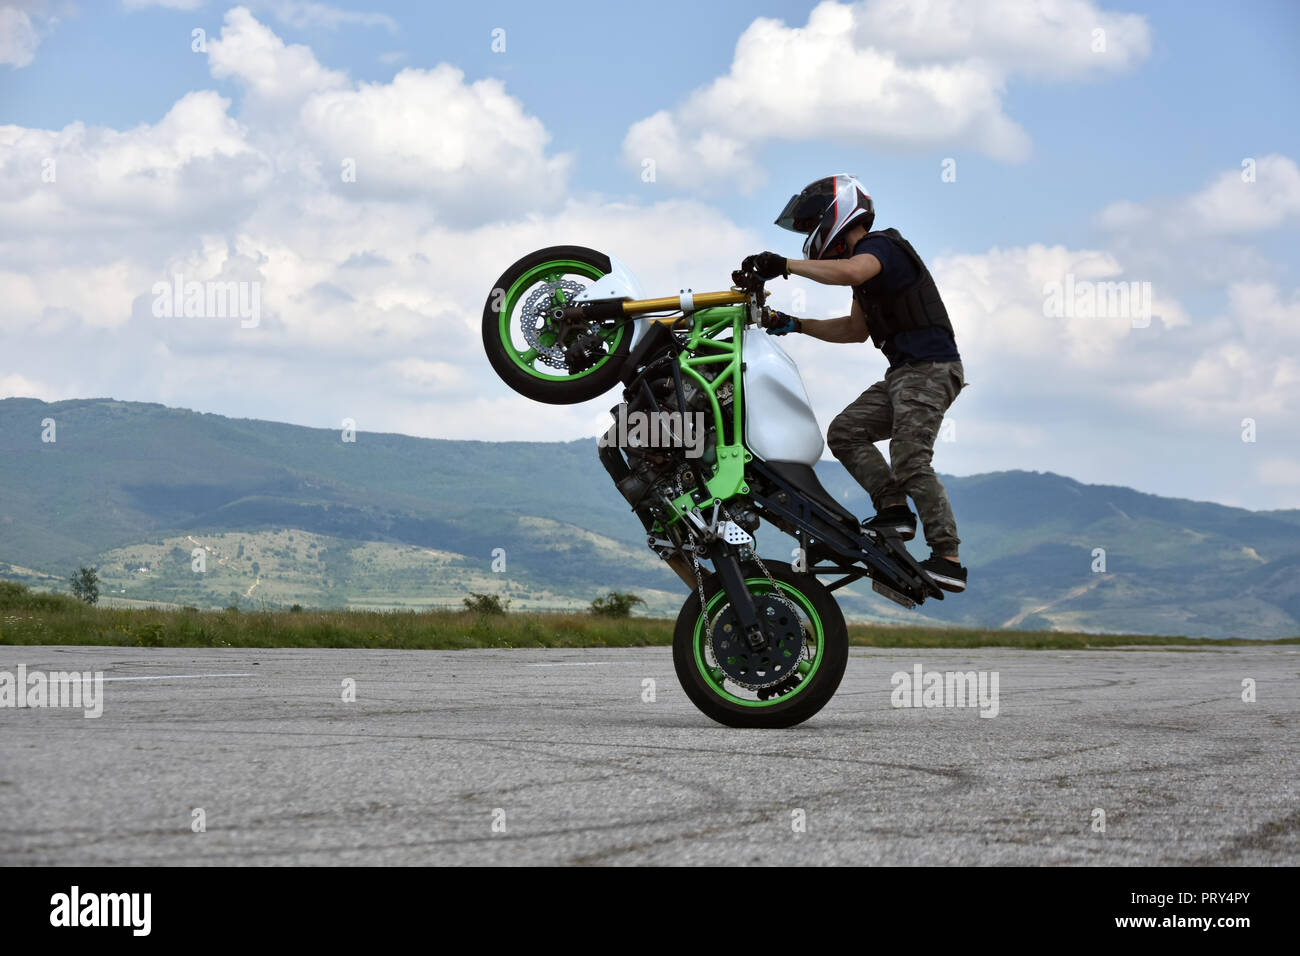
788,253,881,287
798,299,870,343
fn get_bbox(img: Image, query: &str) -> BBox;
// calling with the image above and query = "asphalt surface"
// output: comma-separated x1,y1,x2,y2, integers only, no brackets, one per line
1,644,1297,866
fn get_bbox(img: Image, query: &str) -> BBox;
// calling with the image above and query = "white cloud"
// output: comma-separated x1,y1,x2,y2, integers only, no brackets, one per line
921,243,1293,432
201,8,570,221
297,66,571,217
1131,282,1300,422
0,8,573,353
0,90,270,240
208,6,348,106
0,191,760,448
1100,154,1300,238
625,111,760,192
0,372,61,400
1227,280,1300,345
0,4,43,68
1185,155,1300,234
769,224,1295,509
935,243,1187,370
0,260,148,331
1,7,758,442
623,0,1149,188
851,0,1151,78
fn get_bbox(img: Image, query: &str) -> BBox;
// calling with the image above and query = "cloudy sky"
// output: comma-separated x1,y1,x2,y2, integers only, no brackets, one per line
2,0,1298,508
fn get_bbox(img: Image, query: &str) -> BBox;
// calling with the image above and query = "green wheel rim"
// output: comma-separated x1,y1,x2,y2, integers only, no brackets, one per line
692,576,823,708
498,259,626,381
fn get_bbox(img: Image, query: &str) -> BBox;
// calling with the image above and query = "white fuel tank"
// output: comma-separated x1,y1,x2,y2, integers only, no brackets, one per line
742,328,824,466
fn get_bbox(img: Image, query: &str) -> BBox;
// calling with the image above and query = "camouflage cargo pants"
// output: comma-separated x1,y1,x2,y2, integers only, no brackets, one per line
826,361,965,555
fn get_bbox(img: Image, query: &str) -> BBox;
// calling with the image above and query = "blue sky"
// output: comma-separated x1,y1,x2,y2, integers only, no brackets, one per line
2,0,1299,508
9,0,1298,259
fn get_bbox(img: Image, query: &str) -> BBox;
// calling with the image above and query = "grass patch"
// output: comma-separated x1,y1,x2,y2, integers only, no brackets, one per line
0,582,1295,650
0,598,669,651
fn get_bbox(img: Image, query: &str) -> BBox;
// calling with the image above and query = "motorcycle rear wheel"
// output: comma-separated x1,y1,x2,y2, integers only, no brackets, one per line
672,561,849,728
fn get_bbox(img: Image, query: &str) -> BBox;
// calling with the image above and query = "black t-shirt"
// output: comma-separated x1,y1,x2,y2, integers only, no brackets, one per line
853,234,960,370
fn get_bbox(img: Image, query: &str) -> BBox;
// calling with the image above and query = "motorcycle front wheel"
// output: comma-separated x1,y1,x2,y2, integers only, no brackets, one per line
481,245,632,405
672,561,849,728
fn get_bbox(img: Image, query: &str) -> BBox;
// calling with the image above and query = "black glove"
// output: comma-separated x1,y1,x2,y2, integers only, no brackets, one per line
741,251,788,281
762,309,800,336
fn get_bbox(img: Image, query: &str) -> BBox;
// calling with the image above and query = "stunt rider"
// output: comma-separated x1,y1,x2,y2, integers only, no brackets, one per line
741,174,968,593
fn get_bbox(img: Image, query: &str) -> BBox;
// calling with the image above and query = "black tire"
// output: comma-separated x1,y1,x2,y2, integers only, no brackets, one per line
672,561,848,728
482,245,632,405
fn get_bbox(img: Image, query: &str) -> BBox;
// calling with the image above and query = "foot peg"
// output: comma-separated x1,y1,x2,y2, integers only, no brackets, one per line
872,578,916,609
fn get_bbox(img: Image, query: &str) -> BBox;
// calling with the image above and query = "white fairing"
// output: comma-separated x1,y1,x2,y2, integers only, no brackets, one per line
742,328,825,466
574,252,656,347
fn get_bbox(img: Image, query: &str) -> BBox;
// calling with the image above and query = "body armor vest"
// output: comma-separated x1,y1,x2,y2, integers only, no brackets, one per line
852,229,953,350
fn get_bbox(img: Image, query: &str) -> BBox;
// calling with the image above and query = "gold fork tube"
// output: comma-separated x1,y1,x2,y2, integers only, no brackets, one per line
620,290,746,315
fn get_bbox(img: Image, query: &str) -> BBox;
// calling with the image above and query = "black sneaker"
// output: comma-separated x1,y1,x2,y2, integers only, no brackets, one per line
862,505,916,541
921,556,967,593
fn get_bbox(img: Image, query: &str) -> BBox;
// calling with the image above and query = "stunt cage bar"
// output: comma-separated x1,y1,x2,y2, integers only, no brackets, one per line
584,275,944,612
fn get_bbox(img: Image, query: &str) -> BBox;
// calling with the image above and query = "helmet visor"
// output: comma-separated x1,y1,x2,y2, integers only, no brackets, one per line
774,178,836,233
776,193,825,233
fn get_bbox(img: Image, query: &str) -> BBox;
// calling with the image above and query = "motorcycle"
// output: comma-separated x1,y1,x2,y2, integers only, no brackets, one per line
481,246,944,728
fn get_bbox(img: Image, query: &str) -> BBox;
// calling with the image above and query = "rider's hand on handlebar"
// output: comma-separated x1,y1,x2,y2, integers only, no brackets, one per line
762,309,800,336
741,251,789,281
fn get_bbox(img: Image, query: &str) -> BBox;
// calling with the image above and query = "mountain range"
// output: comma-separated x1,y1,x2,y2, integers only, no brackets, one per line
1,398,1296,639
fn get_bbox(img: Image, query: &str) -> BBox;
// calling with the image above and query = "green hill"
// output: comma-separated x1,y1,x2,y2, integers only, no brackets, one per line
1,397,1296,638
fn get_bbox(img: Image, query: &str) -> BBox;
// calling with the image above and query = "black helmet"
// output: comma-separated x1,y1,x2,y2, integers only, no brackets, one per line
775,174,874,260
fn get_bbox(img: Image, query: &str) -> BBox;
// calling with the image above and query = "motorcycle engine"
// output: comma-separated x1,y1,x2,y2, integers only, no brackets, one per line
601,357,759,553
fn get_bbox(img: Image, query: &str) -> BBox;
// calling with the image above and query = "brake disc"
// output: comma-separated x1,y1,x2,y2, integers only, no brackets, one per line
521,278,589,370
707,593,807,690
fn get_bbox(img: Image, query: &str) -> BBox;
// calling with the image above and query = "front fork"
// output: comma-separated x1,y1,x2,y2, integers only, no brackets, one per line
706,539,768,652
599,433,766,649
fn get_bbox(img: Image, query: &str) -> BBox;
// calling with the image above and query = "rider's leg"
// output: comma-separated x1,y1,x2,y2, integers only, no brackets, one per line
826,379,901,509
885,361,964,559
